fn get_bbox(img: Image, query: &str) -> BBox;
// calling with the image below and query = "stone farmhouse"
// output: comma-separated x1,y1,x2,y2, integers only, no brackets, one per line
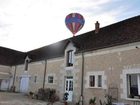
0,15,140,105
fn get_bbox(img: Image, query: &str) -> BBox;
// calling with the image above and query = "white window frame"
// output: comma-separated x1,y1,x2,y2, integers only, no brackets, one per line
127,74,140,98
85,71,106,89
46,74,56,84
121,68,140,100
89,74,102,88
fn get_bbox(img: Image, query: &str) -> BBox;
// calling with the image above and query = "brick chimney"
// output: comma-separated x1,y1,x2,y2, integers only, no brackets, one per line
95,21,100,34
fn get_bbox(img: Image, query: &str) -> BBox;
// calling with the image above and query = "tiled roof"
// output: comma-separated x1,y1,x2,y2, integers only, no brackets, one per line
0,47,26,66
27,15,140,62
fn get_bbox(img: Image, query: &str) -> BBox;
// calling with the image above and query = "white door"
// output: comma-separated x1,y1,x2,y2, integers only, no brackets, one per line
20,77,29,93
65,77,73,102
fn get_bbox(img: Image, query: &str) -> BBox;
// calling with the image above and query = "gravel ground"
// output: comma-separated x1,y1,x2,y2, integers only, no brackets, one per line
0,92,63,105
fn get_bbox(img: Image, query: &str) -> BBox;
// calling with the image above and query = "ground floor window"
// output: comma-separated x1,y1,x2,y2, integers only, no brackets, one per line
127,74,140,98
34,76,37,83
86,71,105,88
48,76,54,83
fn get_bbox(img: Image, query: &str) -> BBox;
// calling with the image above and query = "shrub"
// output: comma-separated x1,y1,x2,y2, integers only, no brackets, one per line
36,88,59,103
89,97,96,105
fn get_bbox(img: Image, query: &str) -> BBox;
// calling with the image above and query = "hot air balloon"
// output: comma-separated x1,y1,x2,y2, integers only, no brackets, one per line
65,13,85,36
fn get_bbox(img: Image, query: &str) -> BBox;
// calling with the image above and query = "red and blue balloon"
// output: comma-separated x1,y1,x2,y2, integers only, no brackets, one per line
65,13,85,36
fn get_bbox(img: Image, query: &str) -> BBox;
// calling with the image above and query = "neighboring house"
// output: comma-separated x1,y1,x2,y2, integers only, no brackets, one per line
0,65,12,90
0,47,25,91
0,15,140,105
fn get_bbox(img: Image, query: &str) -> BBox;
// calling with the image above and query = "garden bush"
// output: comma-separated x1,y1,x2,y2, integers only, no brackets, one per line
36,88,59,103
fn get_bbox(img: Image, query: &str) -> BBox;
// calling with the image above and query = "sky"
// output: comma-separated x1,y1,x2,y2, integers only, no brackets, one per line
0,0,140,52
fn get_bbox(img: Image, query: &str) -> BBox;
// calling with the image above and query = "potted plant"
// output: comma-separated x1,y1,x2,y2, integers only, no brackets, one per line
89,97,96,105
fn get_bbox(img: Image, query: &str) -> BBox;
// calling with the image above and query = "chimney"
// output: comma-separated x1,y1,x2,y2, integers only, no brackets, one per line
95,21,100,34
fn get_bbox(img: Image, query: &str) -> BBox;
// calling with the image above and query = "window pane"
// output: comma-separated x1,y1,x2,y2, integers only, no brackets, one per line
90,75,95,87
98,75,102,87
66,81,68,91
69,81,73,91
127,74,138,98
68,51,72,63
67,50,73,66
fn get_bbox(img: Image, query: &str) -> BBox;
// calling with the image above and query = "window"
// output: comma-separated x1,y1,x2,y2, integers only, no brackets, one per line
127,74,140,98
48,76,53,83
66,50,74,67
24,60,28,71
86,71,106,89
34,76,37,83
89,74,103,88
121,69,140,99
90,76,95,87
98,75,102,87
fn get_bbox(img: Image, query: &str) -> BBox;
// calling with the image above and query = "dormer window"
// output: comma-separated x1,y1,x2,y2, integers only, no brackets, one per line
66,50,74,67
65,42,76,68
24,56,31,71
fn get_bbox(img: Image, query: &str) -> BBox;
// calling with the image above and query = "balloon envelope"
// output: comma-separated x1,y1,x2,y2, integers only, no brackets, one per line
65,13,85,35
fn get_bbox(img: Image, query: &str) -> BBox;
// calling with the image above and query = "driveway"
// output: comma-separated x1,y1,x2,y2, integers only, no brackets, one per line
0,92,63,105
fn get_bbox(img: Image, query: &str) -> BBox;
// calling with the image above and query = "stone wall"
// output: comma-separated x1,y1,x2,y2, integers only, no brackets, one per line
10,42,140,105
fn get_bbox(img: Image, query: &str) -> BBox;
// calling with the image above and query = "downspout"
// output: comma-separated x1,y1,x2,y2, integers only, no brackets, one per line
43,59,47,89
12,65,17,92
81,52,85,105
